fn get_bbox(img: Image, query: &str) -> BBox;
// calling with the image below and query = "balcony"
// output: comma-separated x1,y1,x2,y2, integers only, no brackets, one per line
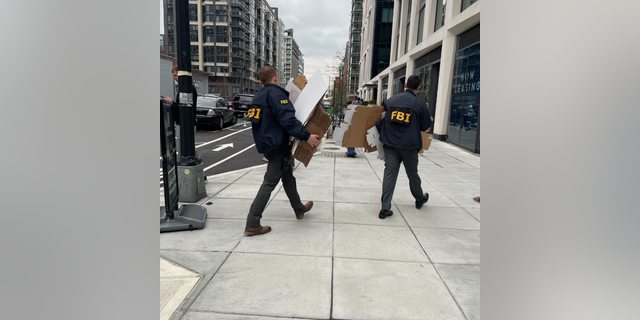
231,31,244,38
231,62,244,67
230,11,248,22
229,21,248,31
231,72,243,77
231,42,243,48
230,0,249,11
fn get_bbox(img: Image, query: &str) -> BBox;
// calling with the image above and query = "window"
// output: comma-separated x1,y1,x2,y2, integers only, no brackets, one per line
191,45,199,62
404,22,410,54
417,0,426,44
203,26,214,42
381,8,393,22
392,76,406,95
216,5,227,15
203,5,214,22
190,25,198,42
217,46,228,56
189,4,198,21
461,0,478,12
434,0,446,32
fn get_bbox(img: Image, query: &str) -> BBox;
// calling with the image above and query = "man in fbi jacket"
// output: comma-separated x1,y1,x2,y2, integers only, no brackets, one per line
377,75,432,219
244,66,321,236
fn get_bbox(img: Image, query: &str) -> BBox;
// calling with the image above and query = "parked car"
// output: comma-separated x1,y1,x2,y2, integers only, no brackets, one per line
195,95,237,130
231,94,255,117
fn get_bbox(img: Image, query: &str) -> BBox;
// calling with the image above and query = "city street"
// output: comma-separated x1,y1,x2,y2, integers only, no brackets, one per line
160,118,265,190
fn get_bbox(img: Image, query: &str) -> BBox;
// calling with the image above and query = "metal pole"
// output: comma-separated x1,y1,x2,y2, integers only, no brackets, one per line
175,0,200,166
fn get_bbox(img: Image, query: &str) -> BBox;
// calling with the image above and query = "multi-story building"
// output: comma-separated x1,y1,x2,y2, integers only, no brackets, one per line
359,0,480,153
271,9,287,88
162,0,176,59
284,28,301,82
298,55,304,77
347,0,363,98
162,0,287,99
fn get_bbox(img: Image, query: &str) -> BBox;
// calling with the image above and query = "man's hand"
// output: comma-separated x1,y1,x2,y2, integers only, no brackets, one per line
306,134,321,148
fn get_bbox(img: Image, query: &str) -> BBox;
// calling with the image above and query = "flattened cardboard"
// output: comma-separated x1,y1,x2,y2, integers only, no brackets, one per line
291,69,327,124
419,132,432,154
340,106,432,159
340,105,385,150
285,78,302,106
293,75,307,91
292,104,332,167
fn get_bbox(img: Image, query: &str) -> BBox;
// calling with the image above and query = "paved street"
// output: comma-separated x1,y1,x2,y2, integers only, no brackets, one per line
161,118,266,190
160,139,480,320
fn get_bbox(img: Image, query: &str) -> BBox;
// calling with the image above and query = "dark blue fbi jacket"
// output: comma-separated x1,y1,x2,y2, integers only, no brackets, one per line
249,83,310,153
379,90,432,150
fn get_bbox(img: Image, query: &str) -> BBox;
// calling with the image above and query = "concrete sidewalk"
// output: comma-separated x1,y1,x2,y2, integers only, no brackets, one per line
160,139,480,320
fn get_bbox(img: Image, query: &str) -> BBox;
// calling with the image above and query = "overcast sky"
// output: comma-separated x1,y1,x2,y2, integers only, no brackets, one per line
160,0,351,82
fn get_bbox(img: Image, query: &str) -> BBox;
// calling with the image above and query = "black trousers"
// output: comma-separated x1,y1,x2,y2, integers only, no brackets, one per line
246,149,305,228
381,145,425,210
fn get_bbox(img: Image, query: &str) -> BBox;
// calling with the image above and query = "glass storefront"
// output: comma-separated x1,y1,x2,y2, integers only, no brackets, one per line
448,42,480,153
414,62,439,124
392,76,405,95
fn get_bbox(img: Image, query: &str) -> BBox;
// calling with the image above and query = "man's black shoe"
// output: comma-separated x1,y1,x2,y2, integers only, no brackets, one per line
378,209,393,219
415,193,429,209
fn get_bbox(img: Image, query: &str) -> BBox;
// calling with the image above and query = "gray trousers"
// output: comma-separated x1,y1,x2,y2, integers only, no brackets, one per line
246,149,305,228
381,145,425,210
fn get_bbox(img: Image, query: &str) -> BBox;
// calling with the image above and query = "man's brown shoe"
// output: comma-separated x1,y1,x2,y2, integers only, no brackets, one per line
296,201,314,220
244,226,272,236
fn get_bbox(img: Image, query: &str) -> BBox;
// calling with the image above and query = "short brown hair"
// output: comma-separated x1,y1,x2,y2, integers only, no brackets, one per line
258,66,277,85
406,75,421,90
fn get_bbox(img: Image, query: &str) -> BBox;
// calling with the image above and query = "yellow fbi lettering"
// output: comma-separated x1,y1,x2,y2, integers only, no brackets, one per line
280,99,289,104
247,108,261,119
391,111,411,123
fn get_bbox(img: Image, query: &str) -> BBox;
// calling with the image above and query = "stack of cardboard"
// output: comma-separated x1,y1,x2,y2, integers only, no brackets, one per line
340,105,386,152
285,71,332,167
335,104,433,161
292,104,332,166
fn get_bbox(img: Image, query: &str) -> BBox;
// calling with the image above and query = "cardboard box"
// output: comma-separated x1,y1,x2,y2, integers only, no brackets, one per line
341,108,433,160
293,75,307,91
293,104,332,166
340,105,385,152
419,132,432,154
284,69,331,167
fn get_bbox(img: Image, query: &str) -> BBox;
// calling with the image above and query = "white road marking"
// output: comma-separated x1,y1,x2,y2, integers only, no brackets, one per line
158,126,251,160
195,127,251,149
212,143,234,151
203,144,255,172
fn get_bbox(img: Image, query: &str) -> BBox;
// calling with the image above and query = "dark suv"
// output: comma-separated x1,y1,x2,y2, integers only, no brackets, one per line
231,94,255,117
